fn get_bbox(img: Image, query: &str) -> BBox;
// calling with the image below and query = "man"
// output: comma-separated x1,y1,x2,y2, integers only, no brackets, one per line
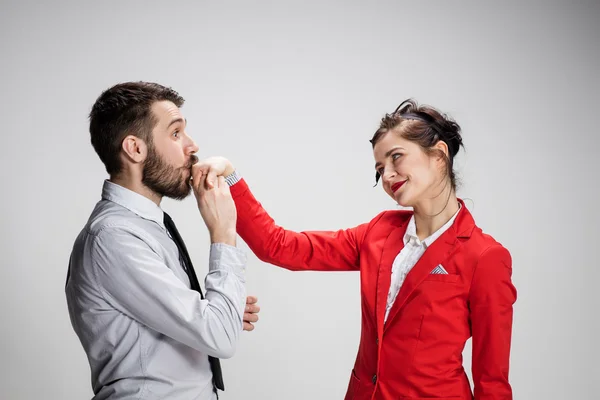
65,81,259,400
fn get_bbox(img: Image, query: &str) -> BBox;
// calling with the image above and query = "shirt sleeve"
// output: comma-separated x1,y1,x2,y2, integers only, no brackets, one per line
90,225,247,359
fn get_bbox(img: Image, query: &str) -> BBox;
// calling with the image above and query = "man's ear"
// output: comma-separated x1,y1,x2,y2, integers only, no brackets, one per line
121,135,148,163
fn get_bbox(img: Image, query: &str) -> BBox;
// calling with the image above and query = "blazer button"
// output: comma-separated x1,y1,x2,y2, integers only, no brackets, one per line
376,338,379,345
372,374,377,384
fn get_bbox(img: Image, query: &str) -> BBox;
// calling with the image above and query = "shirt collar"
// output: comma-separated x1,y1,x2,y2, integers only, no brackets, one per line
101,180,166,229
403,204,461,247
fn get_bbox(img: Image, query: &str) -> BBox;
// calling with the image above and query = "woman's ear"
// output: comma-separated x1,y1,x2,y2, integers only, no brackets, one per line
433,139,449,161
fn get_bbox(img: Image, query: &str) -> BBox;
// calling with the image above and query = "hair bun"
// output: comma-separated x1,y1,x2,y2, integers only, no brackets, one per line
438,118,463,158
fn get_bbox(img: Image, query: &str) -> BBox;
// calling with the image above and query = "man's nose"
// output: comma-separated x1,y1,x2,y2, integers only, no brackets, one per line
186,136,199,154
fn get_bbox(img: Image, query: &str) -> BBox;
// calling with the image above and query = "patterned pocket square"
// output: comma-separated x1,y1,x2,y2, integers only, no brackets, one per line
431,264,448,274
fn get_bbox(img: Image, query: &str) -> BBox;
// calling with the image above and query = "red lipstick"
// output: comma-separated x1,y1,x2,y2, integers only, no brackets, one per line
391,181,406,193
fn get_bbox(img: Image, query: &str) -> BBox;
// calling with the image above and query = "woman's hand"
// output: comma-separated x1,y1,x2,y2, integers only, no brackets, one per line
194,156,235,189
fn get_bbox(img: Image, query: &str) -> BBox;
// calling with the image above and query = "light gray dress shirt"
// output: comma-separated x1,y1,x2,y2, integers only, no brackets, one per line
65,180,247,400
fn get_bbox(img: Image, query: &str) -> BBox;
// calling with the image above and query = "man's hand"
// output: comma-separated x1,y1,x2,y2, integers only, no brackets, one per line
191,170,236,246
194,157,235,189
243,296,260,331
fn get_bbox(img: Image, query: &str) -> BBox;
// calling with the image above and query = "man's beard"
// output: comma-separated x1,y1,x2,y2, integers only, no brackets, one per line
142,145,198,200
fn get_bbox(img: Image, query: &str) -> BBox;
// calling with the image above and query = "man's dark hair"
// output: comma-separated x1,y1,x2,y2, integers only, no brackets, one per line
89,81,185,175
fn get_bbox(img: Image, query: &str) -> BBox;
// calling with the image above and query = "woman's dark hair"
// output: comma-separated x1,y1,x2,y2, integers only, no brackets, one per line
370,98,464,190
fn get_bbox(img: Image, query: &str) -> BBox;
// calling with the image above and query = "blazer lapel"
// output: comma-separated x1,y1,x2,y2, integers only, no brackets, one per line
375,216,410,339
383,202,474,332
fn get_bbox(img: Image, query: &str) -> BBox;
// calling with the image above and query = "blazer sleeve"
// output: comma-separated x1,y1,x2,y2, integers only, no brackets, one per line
468,244,517,400
229,178,380,272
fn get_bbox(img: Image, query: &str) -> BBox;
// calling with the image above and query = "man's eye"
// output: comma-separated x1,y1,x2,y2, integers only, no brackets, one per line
172,130,180,138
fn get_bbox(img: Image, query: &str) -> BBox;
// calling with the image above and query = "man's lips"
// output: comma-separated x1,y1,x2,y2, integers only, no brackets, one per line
391,181,406,193
183,156,199,171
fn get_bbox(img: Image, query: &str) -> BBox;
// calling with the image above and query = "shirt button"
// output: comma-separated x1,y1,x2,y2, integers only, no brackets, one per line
372,374,377,384
376,338,379,345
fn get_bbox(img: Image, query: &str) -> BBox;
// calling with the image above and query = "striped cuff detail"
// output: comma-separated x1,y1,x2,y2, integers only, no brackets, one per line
224,170,242,187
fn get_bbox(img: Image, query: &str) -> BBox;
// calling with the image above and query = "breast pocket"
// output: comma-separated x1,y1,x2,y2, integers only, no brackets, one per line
416,273,465,318
423,274,459,283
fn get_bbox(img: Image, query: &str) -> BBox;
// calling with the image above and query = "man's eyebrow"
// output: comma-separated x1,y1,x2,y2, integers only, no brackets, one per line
167,117,187,128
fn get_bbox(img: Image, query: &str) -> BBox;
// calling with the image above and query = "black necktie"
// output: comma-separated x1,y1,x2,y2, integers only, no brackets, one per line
163,212,225,393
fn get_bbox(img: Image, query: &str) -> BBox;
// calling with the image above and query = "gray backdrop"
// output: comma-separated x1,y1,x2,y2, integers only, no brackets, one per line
1,0,598,399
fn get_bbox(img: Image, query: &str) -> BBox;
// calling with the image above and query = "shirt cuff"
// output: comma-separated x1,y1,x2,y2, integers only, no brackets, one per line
224,170,242,187
209,242,247,277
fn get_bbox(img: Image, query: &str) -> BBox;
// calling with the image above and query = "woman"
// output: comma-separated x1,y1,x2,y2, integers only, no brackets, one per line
199,99,516,400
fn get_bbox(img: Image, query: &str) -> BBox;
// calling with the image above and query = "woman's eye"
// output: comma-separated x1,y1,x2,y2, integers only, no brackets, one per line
392,153,402,161
377,167,384,175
